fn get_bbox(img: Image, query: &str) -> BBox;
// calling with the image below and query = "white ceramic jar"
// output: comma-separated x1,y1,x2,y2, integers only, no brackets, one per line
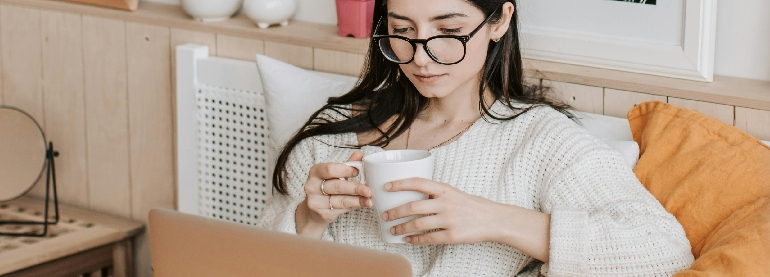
181,0,244,22
243,0,298,29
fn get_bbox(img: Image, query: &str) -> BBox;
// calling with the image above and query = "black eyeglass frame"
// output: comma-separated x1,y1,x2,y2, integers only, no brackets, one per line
373,7,500,65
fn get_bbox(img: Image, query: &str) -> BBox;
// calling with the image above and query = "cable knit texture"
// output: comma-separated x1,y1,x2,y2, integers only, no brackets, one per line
257,101,694,276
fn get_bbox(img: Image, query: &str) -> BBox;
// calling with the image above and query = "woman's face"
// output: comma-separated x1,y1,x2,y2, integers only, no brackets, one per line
386,0,498,100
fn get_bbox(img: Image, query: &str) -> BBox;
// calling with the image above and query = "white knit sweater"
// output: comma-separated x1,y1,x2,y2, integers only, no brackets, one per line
257,101,694,276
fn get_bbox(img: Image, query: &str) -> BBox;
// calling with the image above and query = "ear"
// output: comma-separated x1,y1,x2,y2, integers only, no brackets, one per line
489,2,515,41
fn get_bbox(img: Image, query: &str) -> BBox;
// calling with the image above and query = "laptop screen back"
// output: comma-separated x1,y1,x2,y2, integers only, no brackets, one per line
148,209,412,277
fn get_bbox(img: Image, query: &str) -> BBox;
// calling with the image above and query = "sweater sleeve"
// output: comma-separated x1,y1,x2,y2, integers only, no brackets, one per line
539,126,694,276
256,138,334,241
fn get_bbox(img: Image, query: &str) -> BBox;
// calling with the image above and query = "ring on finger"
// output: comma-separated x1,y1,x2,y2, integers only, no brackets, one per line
328,195,334,210
320,179,329,196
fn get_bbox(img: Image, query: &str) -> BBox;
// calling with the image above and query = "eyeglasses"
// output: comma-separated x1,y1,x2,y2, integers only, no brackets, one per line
373,8,499,65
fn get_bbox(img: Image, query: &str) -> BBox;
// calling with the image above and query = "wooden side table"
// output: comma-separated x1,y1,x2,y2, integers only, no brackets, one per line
0,197,144,277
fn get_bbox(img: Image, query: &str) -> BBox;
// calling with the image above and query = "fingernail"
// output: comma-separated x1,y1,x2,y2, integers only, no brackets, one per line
390,227,395,235
366,188,372,197
367,199,373,207
381,212,388,221
384,183,392,191
405,237,412,243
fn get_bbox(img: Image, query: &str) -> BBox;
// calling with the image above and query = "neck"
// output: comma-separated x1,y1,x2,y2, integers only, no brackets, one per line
420,85,495,125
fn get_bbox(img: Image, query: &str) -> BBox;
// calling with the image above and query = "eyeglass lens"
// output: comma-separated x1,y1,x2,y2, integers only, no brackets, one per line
378,37,465,64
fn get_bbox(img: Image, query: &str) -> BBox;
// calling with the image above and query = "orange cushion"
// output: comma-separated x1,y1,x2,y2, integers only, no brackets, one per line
628,101,770,260
674,197,770,276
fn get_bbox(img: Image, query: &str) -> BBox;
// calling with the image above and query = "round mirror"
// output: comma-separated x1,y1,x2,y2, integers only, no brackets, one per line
0,106,47,202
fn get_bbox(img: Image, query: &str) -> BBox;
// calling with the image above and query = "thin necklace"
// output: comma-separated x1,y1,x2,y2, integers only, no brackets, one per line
406,122,474,150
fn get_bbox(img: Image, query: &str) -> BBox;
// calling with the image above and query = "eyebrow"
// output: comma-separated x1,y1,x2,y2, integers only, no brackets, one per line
387,12,469,23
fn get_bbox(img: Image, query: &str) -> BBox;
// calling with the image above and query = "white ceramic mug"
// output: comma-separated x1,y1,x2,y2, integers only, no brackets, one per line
344,150,434,243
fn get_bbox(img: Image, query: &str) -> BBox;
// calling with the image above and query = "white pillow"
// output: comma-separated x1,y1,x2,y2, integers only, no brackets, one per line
255,54,358,162
604,140,640,169
574,111,640,169
575,112,634,141
576,112,770,168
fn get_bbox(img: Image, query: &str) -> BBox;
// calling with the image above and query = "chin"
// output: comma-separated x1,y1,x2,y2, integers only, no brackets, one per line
414,85,453,99
408,78,453,99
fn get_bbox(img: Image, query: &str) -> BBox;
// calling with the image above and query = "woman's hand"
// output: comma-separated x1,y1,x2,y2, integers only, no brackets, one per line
296,151,373,238
382,178,551,262
381,178,505,244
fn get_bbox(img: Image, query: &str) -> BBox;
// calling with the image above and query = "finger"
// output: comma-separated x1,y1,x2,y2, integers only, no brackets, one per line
342,151,363,179
311,207,354,223
321,179,371,197
391,215,444,236
310,163,359,181
329,195,373,209
382,199,438,222
347,150,363,162
306,194,333,210
385,178,447,196
307,195,371,210
405,230,450,245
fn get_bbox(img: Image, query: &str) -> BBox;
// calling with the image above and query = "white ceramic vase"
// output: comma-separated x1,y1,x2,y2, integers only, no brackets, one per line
243,0,298,29
181,0,244,23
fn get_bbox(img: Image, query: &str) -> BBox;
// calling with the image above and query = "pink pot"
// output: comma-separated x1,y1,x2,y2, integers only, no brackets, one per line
336,0,375,38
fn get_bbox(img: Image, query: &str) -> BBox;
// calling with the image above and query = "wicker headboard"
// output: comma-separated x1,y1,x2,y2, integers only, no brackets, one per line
176,44,272,226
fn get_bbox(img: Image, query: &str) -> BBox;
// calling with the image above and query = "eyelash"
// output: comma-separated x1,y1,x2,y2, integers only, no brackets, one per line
441,28,462,34
393,27,412,34
392,27,463,35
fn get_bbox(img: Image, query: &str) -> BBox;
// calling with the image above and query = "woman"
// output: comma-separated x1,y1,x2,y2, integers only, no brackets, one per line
257,0,694,276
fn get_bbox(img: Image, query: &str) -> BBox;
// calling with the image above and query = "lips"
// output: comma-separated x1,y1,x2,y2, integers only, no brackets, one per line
414,73,447,83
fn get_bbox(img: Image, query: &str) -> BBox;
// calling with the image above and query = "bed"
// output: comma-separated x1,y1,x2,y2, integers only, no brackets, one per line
174,43,770,276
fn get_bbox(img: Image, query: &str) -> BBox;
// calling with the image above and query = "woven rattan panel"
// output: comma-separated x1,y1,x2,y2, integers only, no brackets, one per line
197,84,272,226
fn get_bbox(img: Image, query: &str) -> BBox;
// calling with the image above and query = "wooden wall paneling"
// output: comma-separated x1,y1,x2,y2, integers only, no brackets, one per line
0,17,2,106
264,41,313,69
82,15,131,218
170,28,216,56
735,107,770,141
524,77,541,88
544,80,603,114
40,10,89,208
0,5,43,120
668,97,735,126
0,5,46,198
525,59,770,111
525,78,543,100
127,22,174,225
313,48,365,77
604,88,667,118
216,34,264,61
126,22,173,277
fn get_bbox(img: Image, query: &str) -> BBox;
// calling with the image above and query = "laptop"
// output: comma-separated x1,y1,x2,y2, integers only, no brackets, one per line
148,208,412,277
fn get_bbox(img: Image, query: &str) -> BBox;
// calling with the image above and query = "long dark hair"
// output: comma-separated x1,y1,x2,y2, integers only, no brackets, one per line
272,0,571,195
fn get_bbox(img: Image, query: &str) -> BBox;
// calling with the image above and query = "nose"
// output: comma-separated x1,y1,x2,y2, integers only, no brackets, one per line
412,43,433,66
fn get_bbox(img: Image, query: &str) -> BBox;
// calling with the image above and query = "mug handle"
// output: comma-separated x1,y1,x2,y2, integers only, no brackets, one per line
343,161,364,184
